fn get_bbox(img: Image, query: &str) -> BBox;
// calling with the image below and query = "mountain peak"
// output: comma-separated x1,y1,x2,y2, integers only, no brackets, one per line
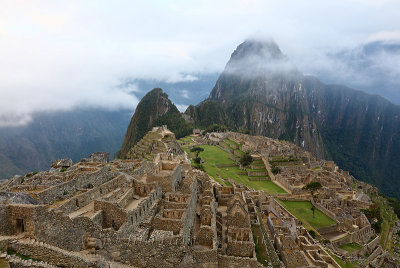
119,88,192,158
230,38,283,61
222,38,298,79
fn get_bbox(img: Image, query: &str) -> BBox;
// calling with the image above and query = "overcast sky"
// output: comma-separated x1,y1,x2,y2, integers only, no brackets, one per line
1,0,400,126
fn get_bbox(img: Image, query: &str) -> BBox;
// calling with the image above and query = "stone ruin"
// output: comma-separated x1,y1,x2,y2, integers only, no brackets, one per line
0,127,390,267
0,127,264,268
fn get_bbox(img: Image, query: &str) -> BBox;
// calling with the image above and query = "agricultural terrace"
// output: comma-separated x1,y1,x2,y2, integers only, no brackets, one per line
179,139,286,194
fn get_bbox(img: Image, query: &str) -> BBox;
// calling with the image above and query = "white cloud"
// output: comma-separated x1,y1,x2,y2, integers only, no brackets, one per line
0,0,399,126
175,104,188,113
180,90,190,99
166,74,199,83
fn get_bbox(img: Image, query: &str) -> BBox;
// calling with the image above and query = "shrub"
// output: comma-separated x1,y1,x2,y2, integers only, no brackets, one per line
271,166,280,175
194,164,205,171
60,168,67,172
239,152,253,167
303,181,322,191
308,230,316,238
190,146,204,153
194,157,201,164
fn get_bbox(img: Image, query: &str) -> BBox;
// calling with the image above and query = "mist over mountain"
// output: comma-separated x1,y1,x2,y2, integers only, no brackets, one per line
186,39,400,199
124,73,219,110
312,40,400,104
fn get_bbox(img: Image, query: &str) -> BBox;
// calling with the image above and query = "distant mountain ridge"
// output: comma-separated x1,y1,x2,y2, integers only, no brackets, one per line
185,39,400,199
0,109,132,179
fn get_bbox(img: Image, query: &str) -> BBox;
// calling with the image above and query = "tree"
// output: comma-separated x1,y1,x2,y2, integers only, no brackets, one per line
311,205,315,218
303,181,323,191
271,166,280,175
190,146,204,156
239,152,253,167
303,181,322,198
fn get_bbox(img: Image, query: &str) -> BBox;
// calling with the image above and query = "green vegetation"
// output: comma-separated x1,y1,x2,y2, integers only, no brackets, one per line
252,225,270,266
204,124,227,134
239,152,252,167
60,168,67,172
196,145,286,194
154,110,193,139
271,166,280,174
326,250,358,268
277,200,336,231
269,155,299,163
190,146,204,153
361,205,382,233
303,181,322,191
224,138,239,147
338,243,362,253
6,249,40,262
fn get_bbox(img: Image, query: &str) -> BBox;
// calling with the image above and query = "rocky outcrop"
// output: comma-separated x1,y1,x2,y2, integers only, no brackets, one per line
119,88,192,159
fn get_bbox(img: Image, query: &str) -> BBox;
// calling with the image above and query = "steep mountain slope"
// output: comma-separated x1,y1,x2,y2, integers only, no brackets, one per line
0,109,131,179
119,88,192,158
186,39,400,199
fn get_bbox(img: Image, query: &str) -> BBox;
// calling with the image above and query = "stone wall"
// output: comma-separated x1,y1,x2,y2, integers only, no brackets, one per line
311,199,338,222
6,239,96,268
56,174,128,214
217,255,263,268
93,200,127,230
147,165,182,193
226,240,254,258
366,236,380,253
35,167,116,204
0,205,12,235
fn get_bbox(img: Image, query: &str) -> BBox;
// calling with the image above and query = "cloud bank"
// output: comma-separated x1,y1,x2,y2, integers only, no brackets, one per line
1,0,400,126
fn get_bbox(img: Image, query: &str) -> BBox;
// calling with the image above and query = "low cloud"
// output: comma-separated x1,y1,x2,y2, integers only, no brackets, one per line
1,0,400,127
175,104,188,112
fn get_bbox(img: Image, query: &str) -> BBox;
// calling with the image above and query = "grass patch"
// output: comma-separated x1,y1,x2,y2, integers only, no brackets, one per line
247,168,267,172
326,250,358,268
338,243,362,253
276,200,336,231
224,138,239,147
198,145,286,194
252,225,270,266
251,162,266,166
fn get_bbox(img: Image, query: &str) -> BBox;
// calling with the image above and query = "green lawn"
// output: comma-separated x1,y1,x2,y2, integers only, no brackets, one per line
338,243,362,253
197,145,286,194
276,200,336,231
